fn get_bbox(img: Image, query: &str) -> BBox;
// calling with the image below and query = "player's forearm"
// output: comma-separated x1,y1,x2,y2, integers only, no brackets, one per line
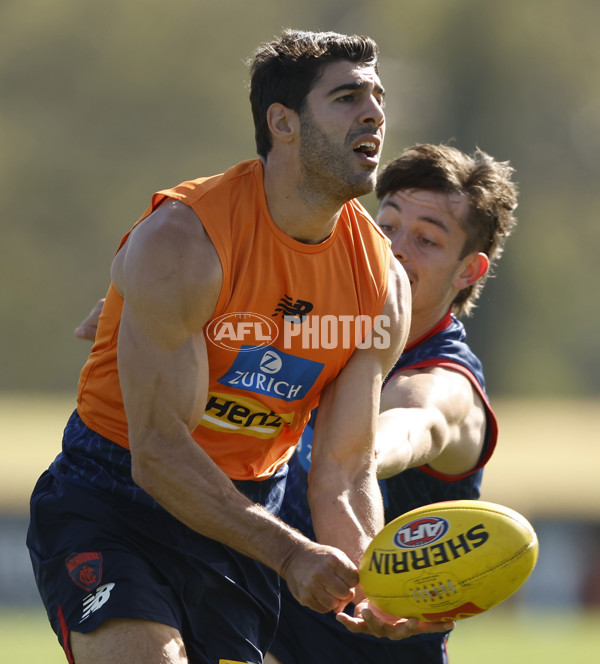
130,428,306,576
308,467,384,567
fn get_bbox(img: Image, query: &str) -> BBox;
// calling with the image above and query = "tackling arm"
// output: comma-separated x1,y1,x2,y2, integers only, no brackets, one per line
376,365,488,479
310,259,454,638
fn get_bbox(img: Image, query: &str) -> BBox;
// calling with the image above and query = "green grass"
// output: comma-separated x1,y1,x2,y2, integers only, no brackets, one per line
1,609,65,664
2,607,599,663
449,608,599,662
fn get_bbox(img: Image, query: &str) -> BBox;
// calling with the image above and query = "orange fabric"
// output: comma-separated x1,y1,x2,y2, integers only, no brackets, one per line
78,159,390,480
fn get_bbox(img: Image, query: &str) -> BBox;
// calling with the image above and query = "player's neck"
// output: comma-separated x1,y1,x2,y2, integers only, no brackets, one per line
262,156,346,245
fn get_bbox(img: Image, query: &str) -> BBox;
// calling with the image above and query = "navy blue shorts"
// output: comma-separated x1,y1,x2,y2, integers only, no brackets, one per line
270,583,450,664
27,411,286,664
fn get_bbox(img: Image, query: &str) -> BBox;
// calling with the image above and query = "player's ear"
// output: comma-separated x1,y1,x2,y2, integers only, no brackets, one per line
266,103,298,144
454,252,489,289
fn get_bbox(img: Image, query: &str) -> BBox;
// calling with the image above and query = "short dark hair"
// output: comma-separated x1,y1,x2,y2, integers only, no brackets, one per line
376,143,519,317
248,29,379,158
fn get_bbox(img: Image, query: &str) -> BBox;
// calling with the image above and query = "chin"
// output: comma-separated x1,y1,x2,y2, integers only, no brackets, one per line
349,172,378,198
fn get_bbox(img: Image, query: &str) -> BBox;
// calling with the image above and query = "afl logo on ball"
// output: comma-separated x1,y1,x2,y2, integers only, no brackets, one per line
393,516,449,549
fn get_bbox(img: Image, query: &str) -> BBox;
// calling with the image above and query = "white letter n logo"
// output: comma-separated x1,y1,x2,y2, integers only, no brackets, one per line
80,582,115,622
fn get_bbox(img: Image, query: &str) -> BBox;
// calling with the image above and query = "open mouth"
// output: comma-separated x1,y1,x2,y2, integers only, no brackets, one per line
353,140,379,159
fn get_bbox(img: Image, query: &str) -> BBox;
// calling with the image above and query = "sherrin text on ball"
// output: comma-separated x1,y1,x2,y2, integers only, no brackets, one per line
359,500,539,621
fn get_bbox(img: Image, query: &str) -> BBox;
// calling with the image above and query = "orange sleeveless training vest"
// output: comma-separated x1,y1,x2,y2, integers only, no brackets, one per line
78,159,391,480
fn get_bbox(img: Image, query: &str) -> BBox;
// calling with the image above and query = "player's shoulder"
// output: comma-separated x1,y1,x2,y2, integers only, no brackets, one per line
113,200,222,300
131,200,216,261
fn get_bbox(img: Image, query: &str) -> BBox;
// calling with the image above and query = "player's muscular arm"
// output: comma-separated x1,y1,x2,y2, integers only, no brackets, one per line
111,203,297,568
111,201,356,615
277,255,450,640
375,366,487,479
308,257,411,569
310,259,451,638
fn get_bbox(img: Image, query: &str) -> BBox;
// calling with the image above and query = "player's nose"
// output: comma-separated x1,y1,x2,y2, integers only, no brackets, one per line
389,231,408,262
360,95,385,128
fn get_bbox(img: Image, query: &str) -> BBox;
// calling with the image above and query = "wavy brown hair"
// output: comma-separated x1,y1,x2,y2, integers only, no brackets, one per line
376,143,519,316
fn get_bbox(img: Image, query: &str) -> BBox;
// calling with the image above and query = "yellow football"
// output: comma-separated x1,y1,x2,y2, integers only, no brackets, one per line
359,500,538,622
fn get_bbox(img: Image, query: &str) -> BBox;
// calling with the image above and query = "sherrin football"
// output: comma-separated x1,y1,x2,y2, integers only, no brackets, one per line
359,500,538,622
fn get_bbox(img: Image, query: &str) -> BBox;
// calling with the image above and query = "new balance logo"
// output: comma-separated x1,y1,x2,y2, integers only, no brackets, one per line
80,582,115,622
273,295,313,323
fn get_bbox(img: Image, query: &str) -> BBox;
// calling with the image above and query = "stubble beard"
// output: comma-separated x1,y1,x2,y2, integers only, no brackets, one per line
298,111,377,206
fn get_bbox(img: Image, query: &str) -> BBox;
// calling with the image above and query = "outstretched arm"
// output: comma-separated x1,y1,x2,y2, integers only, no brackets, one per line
336,364,484,638
307,257,452,640
376,365,487,479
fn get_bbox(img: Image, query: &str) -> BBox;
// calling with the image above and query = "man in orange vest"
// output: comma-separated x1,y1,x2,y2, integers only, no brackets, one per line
28,29,448,664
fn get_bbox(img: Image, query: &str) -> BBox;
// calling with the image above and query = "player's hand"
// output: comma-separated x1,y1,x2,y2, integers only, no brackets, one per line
336,598,455,640
282,540,359,614
74,298,105,341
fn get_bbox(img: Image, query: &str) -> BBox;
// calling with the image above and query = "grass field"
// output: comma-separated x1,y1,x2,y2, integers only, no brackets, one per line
2,607,599,662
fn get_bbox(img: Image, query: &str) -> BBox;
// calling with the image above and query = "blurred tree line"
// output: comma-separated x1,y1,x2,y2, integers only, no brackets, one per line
1,0,599,397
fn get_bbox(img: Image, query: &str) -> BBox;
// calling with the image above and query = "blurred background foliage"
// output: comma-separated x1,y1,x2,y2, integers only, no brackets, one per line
2,0,599,397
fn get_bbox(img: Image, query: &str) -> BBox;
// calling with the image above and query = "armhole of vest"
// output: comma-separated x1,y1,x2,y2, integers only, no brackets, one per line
152,192,232,319
114,194,169,255
197,214,230,319
398,358,498,481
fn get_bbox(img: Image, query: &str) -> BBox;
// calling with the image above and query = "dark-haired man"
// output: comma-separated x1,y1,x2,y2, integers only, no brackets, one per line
26,30,451,664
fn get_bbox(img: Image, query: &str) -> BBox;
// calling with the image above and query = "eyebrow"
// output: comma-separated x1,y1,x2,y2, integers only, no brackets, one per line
328,80,386,99
380,199,450,233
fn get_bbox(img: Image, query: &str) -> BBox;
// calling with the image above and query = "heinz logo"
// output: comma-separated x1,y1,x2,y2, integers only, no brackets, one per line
206,312,279,351
393,517,450,549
